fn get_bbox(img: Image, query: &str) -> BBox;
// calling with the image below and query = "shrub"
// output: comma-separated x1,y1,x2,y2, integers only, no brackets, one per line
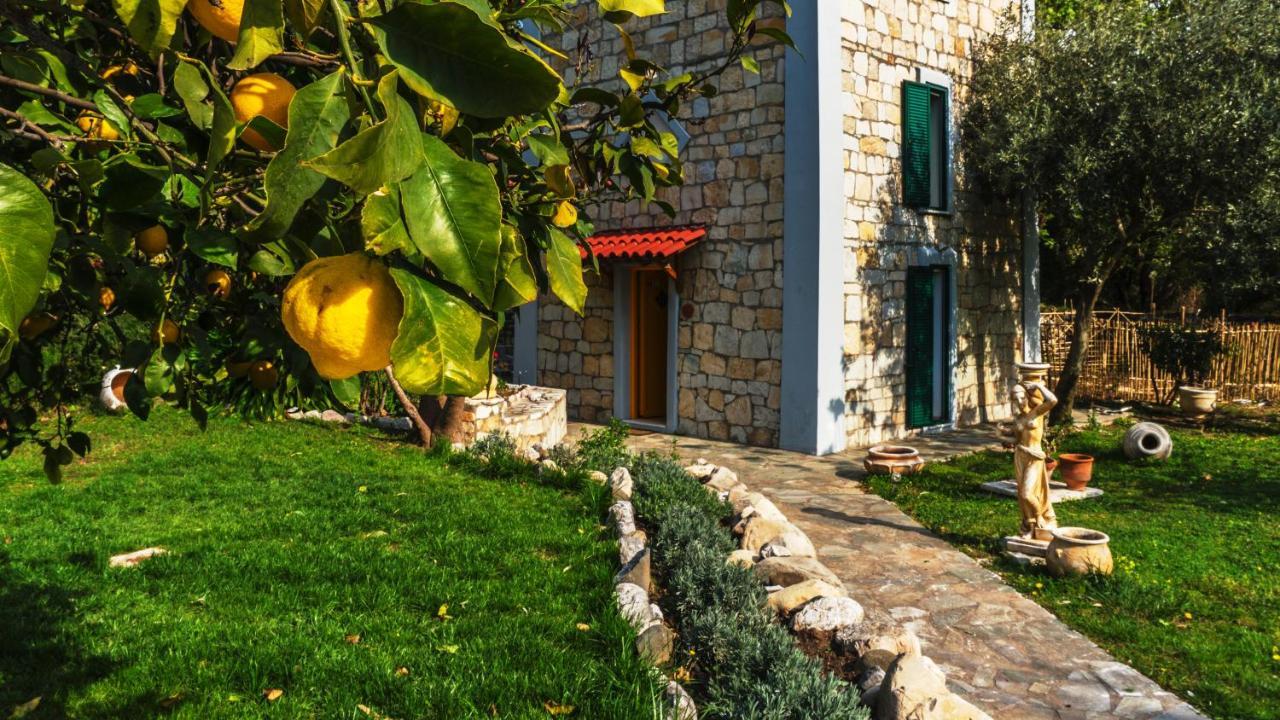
631,453,730,524
567,418,634,475
634,464,867,719
1139,322,1231,393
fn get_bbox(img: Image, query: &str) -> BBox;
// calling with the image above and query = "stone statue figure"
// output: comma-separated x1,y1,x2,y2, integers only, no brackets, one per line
1010,363,1058,540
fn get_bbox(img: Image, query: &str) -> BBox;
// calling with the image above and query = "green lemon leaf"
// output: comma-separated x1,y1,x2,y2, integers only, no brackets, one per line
545,228,586,315
388,268,498,396
362,186,413,256
527,134,569,166
97,156,168,210
111,0,187,56
0,163,56,363
186,226,239,268
366,2,561,118
493,225,538,312
283,0,326,37
244,71,350,241
400,134,502,306
305,71,423,195
228,0,285,71
173,61,213,130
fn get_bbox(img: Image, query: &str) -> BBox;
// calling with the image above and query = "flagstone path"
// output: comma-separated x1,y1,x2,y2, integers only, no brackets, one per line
571,422,1208,720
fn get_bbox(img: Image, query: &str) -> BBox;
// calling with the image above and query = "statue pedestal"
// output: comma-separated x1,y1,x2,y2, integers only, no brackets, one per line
1001,536,1049,567
981,479,1104,503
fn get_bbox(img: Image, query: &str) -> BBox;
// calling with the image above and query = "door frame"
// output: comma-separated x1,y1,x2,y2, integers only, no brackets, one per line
612,264,679,432
907,247,958,433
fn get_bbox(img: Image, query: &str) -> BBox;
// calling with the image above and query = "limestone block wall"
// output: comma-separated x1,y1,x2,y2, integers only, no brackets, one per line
839,0,1026,448
536,0,788,447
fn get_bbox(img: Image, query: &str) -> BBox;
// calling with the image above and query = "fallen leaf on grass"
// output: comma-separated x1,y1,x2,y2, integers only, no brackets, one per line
543,700,575,715
158,692,184,709
575,622,590,632
344,633,362,644
436,604,452,621
357,704,398,720
436,644,459,654
9,696,40,719
394,666,410,677
264,688,284,702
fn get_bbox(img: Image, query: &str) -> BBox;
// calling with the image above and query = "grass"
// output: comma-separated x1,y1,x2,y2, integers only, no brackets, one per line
866,409,1280,720
0,409,660,719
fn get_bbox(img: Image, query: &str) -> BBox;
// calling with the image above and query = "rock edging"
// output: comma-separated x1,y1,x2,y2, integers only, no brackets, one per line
606,466,699,720
687,457,995,720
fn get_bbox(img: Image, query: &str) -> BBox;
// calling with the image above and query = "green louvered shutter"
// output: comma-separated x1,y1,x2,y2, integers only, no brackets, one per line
902,81,932,208
905,267,934,428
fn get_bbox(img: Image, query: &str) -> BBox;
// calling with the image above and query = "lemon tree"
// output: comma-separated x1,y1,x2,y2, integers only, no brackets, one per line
0,0,792,477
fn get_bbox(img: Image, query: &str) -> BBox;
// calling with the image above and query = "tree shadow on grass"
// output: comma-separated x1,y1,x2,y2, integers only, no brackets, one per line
0,563,115,718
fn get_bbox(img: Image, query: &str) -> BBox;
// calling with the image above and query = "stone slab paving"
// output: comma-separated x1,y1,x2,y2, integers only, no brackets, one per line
570,422,1207,720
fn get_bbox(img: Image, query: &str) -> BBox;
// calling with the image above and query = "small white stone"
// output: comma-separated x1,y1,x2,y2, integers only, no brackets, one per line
663,681,698,720
619,531,647,565
610,467,634,501
108,547,167,568
791,596,866,633
609,501,636,536
615,582,652,630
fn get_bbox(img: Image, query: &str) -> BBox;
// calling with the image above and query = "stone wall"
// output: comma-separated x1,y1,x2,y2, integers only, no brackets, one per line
537,0,788,447
838,0,1026,448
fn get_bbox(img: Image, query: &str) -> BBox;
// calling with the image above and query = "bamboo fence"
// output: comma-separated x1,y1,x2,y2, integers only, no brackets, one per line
1040,309,1280,404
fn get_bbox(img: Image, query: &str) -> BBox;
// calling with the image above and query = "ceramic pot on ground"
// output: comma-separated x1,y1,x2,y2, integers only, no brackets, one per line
100,366,134,413
1046,527,1114,577
1056,453,1094,490
864,445,925,476
1178,386,1217,419
1045,458,1059,479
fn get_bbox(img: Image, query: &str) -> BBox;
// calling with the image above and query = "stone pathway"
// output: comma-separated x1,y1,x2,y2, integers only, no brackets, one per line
570,422,1207,720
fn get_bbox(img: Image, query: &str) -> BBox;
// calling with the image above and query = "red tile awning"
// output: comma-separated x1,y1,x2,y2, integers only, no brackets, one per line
582,226,706,261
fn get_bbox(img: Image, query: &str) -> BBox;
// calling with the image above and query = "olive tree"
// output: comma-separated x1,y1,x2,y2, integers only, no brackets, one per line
963,0,1280,422
0,0,792,479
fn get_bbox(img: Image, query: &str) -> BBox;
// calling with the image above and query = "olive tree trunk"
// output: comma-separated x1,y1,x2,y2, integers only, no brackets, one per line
1049,279,1108,425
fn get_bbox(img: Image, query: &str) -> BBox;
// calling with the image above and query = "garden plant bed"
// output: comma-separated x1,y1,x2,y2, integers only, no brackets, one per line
0,410,660,719
864,410,1280,720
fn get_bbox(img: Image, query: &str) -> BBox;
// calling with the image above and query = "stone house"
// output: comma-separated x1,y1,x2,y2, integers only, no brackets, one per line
504,0,1042,455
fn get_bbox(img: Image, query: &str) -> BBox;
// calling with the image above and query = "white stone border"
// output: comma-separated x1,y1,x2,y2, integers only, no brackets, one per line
683,458,995,720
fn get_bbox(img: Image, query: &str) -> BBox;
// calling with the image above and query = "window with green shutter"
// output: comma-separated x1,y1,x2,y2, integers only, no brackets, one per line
906,265,952,428
901,80,950,212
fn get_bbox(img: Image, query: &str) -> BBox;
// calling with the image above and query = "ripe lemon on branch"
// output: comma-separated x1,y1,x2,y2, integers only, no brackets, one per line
282,253,404,380
231,73,295,152
187,0,243,43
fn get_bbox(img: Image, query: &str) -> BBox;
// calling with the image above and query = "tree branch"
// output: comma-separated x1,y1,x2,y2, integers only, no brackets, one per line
384,365,432,447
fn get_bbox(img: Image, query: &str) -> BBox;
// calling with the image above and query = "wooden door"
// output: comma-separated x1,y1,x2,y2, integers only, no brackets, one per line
631,268,668,420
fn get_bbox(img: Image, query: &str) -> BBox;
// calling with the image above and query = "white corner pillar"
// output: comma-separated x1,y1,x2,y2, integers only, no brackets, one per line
780,0,847,455
1020,0,1042,363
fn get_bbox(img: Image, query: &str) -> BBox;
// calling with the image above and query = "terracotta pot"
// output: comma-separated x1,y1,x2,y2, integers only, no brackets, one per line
100,366,134,413
1057,453,1094,490
1178,386,1217,419
1046,527,1114,577
864,445,925,476
1045,458,1059,479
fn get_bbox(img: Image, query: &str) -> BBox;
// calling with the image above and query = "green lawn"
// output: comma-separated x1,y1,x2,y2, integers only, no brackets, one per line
0,410,660,719
867,411,1280,720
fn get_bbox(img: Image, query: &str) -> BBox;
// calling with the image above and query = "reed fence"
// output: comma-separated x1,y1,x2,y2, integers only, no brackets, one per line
1040,310,1280,404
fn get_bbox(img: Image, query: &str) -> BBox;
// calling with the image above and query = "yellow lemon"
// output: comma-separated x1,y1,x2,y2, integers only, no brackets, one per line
187,0,243,43
135,225,169,257
76,113,120,141
249,360,278,390
153,319,180,345
204,269,232,299
99,286,116,312
281,253,404,380
552,200,578,228
231,73,295,152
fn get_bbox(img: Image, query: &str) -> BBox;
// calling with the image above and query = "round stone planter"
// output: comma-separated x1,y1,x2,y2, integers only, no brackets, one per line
864,445,925,476
100,367,134,413
1046,527,1114,577
1056,453,1094,491
1178,386,1217,419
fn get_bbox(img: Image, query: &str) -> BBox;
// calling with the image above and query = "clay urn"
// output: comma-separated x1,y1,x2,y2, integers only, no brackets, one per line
1178,386,1217,420
864,445,925,476
1046,527,1114,577
1056,453,1094,490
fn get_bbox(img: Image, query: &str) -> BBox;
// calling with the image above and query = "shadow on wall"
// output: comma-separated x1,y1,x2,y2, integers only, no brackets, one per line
840,157,1021,441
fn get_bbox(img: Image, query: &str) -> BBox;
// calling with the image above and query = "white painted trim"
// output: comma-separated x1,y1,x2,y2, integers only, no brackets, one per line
1022,195,1042,362
780,0,846,454
512,300,539,385
611,266,679,433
